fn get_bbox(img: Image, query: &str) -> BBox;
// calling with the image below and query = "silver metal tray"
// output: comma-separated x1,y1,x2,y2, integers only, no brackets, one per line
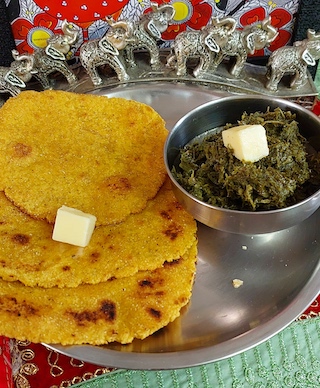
48,82,320,370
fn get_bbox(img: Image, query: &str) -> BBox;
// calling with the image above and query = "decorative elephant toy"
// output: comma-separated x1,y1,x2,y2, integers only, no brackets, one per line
0,49,35,96
166,17,236,77
265,29,320,91
210,16,278,77
79,18,133,86
32,19,79,89
123,2,175,70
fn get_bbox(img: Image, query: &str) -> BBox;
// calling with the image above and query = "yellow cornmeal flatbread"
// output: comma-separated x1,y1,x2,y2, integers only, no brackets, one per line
0,90,168,225
0,179,197,288
0,243,197,345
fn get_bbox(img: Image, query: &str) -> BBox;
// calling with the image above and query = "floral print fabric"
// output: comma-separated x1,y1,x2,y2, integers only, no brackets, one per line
7,0,300,57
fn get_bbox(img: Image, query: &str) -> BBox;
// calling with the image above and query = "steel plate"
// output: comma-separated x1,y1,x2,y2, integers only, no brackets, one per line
47,82,320,370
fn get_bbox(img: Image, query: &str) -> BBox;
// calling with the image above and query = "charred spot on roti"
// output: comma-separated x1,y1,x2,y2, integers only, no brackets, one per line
160,210,172,220
90,252,100,259
101,300,116,321
137,276,166,299
147,307,162,319
163,223,183,240
173,201,183,210
101,176,132,192
0,296,39,317
18,302,39,317
90,252,100,263
139,279,153,287
68,300,116,326
68,310,96,326
12,143,32,157
163,258,181,267
11,234,30,245
138,276,164,292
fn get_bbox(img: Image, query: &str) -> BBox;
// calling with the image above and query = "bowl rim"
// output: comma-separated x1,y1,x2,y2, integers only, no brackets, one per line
164,95,320,216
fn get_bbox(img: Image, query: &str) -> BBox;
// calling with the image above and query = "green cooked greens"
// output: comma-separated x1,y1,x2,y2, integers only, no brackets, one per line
172,107,318,211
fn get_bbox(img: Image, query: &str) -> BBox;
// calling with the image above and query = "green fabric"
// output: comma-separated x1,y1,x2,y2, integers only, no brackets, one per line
72,316,320,387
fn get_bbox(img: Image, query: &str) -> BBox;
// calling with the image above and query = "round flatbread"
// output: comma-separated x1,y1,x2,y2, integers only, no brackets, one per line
0,179,197,288
0,243,197,345
0,90,168,225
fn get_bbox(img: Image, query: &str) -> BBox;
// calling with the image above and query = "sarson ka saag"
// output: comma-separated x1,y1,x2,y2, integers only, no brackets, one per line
172,107,320,211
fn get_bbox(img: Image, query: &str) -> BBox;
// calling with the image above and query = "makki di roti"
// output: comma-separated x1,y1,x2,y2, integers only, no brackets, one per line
0,178,197,288
0,90,168,225
0,90,198,346
0,242,197,345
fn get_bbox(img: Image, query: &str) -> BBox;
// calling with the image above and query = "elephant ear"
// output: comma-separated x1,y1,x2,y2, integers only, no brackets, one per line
295,40,316,66
162,4,175,21
245,32,255,55
45,44,66,61
204,33,220,53
301,49,316,66
147,20,162,39
4,71,26,88
98,38,119,55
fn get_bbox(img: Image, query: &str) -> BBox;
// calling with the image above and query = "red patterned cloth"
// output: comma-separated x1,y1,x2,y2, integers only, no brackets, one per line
299,294,320,319
0,338,114,387
12,341,114,387
0,336,12,388
313,97,320,116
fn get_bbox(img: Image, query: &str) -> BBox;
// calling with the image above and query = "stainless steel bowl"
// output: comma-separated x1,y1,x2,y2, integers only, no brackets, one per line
165,95,320,234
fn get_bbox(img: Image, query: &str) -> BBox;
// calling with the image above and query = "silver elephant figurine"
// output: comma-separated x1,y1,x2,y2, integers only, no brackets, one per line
166,17,236,77
32,20,79,89
123,2,175,70
0,49,35,96
266,29,320,91
80,18,133,86
210,16,278,77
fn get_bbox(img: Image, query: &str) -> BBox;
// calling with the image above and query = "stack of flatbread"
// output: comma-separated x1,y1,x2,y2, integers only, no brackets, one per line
0,90,197,345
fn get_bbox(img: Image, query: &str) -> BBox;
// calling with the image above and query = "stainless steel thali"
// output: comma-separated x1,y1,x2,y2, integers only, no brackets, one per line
48,82,320,370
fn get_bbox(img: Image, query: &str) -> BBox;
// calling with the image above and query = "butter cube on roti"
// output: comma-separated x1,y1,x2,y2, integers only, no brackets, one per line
52,206,96,247
222,124,269,162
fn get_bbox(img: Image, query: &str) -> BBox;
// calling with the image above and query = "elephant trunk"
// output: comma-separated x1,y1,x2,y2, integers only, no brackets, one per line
106,17,134,39
62,20,78,45
308,29,320,41
261,16,278,43
162,5,176,23
208,17,237,48
150,2,159,13
211,16,236,33
11,49,34,72
150,3,175,24
105,18,135,50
